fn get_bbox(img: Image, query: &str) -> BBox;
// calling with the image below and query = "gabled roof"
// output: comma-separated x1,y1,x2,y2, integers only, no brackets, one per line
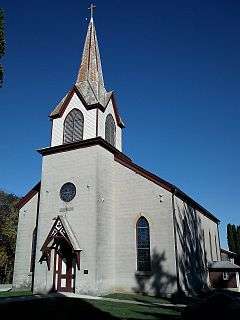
49,85,125,128
208,261,240,270
16,182,41,210
221,248,238,256
40,215,81,252
39,215,81,270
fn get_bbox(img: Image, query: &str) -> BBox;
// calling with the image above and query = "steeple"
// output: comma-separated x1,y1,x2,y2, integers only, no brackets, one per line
76,8,106,106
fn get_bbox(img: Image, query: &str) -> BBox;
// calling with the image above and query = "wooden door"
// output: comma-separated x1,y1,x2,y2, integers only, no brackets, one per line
54,247,75,292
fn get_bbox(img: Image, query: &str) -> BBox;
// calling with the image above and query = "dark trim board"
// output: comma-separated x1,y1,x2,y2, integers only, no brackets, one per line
37,137,132,162
16,182,41,210
37,137,219,223
49,86,125,128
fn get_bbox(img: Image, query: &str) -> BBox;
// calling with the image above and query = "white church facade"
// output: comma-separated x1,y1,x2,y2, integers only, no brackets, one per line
13,12,222,296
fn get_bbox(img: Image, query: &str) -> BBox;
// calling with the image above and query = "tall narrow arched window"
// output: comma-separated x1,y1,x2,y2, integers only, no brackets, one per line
136,217,151,271
63,109,84,144
105,114,116,146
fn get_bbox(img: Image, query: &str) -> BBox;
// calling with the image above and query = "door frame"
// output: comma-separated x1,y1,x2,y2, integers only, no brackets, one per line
53,244,76,293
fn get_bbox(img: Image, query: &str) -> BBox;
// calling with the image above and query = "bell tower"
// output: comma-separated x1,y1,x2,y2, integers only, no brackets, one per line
49,6,124,151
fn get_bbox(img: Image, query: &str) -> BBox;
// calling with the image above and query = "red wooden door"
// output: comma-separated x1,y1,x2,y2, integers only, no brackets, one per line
54,248,75,292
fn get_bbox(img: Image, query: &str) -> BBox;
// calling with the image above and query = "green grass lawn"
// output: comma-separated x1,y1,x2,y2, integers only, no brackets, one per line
103,293,172,305
0,291,183,319
0,290,32,298
86,298,181,319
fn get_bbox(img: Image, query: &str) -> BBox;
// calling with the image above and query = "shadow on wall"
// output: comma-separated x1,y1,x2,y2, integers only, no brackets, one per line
175,202,209,295
133,202,210,297
133,250,177,296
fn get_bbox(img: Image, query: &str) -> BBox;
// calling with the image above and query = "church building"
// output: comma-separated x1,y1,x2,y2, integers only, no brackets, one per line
13,9,222,296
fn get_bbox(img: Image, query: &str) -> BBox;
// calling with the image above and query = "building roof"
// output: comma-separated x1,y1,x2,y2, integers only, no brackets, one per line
16,182,41,210
49,85,125,128
40,215,81,252
208,261,240,270
37,137,220,223
221,248,238,256
59,215,81,251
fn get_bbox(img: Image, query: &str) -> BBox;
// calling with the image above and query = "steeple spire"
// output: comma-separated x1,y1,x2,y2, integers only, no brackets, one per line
76,5,106,106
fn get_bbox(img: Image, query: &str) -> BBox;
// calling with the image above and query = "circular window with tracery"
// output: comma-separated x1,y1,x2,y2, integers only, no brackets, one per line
60,182,76,202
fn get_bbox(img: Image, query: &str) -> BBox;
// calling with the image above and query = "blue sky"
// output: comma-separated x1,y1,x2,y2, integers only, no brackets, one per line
1,0,240,248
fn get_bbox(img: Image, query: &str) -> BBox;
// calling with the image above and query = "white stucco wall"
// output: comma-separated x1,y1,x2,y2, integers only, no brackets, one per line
34,146,99,294
12,193,39,290
174,195,220,293
200,211,220,262
113,160,178,296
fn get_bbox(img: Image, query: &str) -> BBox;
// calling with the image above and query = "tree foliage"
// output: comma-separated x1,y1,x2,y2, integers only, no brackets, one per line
0,190,19,283
227,223,240,255
0,8,5,87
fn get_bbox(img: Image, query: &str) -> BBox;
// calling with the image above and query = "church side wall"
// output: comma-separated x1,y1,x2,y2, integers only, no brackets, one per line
174,196,220,293
51,93,97,147
98,99,122,151
33,147,99,294
113,161,178,296
12,193,38,290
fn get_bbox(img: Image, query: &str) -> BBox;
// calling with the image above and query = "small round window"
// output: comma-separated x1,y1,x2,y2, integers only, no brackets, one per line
60,182,76,202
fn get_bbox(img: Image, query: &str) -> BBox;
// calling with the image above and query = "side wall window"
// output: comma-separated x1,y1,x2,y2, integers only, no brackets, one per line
105,114,116,146
63,109,84,144
136,217,151,271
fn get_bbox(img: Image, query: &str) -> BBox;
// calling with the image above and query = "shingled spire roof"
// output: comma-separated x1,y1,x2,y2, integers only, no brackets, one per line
75,17,106,106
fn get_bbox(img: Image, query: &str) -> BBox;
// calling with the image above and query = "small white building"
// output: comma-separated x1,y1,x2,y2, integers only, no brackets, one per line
13,12,222,297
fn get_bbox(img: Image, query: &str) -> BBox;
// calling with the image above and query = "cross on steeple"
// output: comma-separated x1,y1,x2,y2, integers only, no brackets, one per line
88,3,96,21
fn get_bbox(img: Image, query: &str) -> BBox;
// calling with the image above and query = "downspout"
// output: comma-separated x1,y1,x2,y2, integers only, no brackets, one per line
96,108,99,137
172,187,181,293
217,221,221,261
49,119,53,146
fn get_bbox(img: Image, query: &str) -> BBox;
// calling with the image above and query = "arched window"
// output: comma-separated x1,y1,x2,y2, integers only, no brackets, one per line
136,217,151,271
105,114,116,146
63,109,84,144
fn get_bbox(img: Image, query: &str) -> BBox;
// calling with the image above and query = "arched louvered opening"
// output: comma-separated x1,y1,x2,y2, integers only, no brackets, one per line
105,114,116,147
63,109,84,144
136,217,151,271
